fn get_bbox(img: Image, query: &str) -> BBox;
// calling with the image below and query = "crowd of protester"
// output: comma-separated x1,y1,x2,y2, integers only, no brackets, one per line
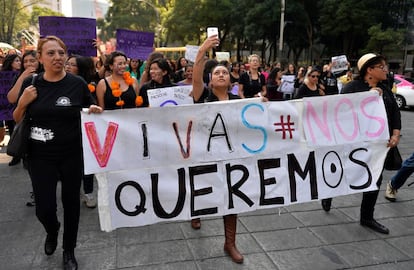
0,34,406,269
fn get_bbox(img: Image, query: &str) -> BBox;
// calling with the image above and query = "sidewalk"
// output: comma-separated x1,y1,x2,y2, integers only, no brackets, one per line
1,111,414,270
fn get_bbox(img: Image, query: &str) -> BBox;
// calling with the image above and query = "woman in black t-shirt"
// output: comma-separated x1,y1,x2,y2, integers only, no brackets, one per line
13,36,102,269
238,54,266,98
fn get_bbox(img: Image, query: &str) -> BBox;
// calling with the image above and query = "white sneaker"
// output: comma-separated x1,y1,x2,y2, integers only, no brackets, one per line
83,193,97,208
385,182,397,202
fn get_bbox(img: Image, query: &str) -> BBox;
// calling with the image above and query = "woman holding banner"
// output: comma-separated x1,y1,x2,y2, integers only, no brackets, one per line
13,36,102,270
191,35,244,264
327,53,401,234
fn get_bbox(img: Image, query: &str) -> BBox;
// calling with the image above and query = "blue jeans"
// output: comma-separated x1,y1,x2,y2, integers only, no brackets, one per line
390,152,414,190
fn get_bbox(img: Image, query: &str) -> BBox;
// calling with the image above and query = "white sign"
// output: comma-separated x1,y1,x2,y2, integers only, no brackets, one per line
280,75,295,93
81,92,390,231
216,52,230,62
331,55,348,73
185,45,199,63
147,85,193,107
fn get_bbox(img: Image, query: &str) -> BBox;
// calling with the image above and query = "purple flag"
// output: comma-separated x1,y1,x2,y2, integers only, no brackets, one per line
116,29,154,60
0,71,18,120
39,16,97,57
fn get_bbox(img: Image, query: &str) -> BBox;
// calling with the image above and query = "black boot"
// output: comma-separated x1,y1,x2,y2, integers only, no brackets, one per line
8,157,21,166
44,222,60,255
360,219,389,234
63,249,78,270
321,198,332,212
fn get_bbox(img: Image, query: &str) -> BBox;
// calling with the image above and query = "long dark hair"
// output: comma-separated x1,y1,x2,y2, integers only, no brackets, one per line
1,54,20,71
20,50,43,75
73,55,97,83
105,51,127,67
267,67,281,84
150,58,173,85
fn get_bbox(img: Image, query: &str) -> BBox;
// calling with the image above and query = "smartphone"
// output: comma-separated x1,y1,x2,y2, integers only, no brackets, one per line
207,27,219,38
31,74,38,85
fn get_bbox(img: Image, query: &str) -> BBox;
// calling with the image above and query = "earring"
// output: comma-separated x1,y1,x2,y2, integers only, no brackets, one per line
368,76,372,80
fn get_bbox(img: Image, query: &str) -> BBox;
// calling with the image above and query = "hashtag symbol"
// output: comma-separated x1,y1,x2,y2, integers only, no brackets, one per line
274,115,295,139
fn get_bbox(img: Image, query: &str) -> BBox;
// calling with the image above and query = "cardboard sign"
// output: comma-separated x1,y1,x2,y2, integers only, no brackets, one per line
116,29,154,60
39,16,97,57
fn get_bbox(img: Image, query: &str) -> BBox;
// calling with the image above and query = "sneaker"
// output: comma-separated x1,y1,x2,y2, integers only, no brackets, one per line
385,182,397,202
83,193,97,208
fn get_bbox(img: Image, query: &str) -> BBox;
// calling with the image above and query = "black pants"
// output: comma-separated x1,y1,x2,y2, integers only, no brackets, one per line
28,153,82,251
6,120,16,135
83,174,94,194
360,174,382,220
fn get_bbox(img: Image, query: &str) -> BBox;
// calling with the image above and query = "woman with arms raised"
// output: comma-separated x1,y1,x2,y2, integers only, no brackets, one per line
192,35,243,264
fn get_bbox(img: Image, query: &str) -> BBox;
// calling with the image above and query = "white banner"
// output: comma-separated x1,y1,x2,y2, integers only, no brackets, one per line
81,92,390,231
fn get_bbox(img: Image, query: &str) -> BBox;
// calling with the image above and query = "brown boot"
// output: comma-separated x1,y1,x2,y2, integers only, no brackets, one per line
0,127,5,145
223,215,243,263
191,218,201,229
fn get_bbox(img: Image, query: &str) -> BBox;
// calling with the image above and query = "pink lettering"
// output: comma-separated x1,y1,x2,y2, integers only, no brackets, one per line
305,101,331,144
334,98,358,141
360,96,386,138
84,122,119,167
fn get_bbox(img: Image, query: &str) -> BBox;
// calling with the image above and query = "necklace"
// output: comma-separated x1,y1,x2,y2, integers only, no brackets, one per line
110,71,138,108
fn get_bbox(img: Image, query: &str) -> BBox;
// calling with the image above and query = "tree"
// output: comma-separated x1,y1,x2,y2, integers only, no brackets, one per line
98,0,162,42
95,0,412,64
365,24,405,54
318,0,414,60
29,5,64,29
0,0,42,44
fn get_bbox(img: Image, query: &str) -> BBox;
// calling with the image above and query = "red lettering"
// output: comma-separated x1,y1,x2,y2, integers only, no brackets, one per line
84,122,118,167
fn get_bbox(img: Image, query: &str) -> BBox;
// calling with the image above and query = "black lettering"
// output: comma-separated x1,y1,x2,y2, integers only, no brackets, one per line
258,158,284,205
141,123,149,158
151,168,186,218
115,181,146,216
349,148,372,189
322,151,343,188
226,163,254,208
207,113,232,152
287,151,318,202
189,165,218,216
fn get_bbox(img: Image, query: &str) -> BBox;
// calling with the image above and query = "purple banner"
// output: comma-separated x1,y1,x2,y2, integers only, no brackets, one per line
116,29,154,60
39,16,97,57
0,71,18,120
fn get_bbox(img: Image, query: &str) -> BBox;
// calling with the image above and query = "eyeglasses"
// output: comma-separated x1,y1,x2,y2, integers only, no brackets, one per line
372,65,388,71
65,62,77,67
310,74,320,78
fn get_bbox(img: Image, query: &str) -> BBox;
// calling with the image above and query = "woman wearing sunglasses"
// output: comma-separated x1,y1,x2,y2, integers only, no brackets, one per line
294,66,325,98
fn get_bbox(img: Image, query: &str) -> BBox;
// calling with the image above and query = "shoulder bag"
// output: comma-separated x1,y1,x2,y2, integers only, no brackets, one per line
6,114,31,158
384,146,403,171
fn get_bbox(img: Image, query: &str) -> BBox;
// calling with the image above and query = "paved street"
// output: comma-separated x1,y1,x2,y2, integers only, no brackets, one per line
1,110,414,270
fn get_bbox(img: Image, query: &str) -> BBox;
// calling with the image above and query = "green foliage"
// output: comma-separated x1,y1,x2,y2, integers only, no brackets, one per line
29,5,64,28
96,0,413,63
99,0,161,41
365,24,405,54
0,0,43,45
